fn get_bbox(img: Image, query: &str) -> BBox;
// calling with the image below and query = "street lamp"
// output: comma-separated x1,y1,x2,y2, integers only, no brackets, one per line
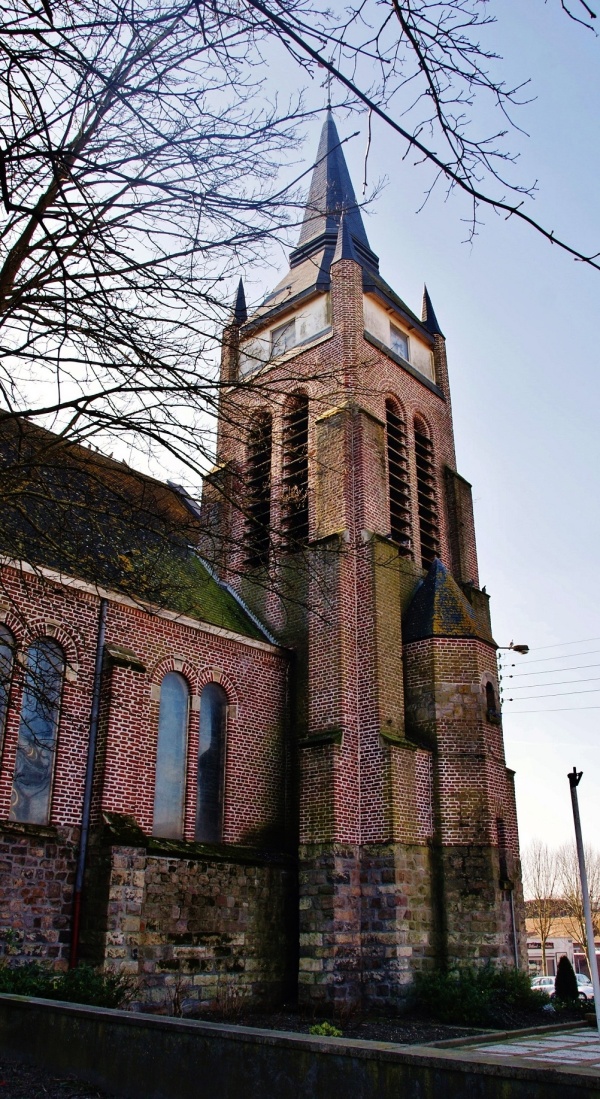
497,641,530,655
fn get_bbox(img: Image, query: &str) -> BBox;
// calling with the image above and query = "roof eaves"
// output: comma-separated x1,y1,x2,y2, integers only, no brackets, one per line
363,281,434,347
242,283,324,337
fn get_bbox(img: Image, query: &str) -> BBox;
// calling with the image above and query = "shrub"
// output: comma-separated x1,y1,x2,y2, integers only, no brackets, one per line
0,961,135,1008
309,1021,343,1037
412,965,549,1026
554,955,579,1003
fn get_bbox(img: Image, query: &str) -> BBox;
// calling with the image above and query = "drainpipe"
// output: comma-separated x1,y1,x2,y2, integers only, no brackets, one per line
69,597,108,968
508,886,519,968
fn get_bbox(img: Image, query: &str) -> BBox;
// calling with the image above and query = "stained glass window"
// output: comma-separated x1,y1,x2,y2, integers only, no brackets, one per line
152,672,189,839
10,638,65,824
196,682,227,843
0,625,14,753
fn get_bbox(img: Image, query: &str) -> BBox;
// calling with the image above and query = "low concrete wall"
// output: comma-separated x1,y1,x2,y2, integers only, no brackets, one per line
0,995,598,1099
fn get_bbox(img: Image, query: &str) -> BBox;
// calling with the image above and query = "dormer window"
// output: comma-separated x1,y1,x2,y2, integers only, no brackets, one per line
271,319,295,357
390,324,409,362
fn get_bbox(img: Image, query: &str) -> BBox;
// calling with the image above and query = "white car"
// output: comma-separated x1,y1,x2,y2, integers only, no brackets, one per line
531,975,556,995
576,974,595,1001
531,972,594,1000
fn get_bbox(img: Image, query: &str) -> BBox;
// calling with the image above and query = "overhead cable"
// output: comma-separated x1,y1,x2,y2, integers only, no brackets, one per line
503,662,600,679
505,687,600,701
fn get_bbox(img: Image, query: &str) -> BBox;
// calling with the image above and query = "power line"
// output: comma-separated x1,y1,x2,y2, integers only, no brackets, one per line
506,705,600,714
527,636,600,651
505,687,600,701
502,662,600,679
507,676,600,691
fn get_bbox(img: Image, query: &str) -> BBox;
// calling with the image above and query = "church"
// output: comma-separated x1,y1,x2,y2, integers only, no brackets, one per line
0,113,524,1013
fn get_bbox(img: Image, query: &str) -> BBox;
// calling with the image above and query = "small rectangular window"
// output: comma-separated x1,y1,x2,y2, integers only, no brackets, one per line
390,324,409,361
271,319,295,357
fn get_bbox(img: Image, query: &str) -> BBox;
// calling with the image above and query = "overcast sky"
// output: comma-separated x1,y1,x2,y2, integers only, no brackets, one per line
244,0,600,856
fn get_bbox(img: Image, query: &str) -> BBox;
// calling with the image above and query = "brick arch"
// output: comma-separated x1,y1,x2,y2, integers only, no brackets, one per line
197,666,238,705
384,392,407,420
15,617,80,682
148,654,196,693
412,408,435,440
0,615,21,649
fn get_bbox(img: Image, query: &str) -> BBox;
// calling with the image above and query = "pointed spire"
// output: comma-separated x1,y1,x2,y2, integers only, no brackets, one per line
232,278,247,325
332,213,358,264
421,285,444,338
289,112,379,273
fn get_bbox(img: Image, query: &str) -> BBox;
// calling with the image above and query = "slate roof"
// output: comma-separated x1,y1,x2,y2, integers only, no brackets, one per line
0,417,269,643
244,112,433,345
403,558,485,643
292,111,375,264
421,285,444,338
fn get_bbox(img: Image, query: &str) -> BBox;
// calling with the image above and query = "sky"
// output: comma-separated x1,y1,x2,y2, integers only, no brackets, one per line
242,0,600,856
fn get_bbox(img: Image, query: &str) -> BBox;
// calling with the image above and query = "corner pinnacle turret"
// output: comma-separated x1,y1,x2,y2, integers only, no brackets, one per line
232,278,247,325
421,285,444,338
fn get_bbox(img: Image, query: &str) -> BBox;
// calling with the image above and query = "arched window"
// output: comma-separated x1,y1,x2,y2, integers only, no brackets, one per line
385,399,412,557
0,625,15,753
10,638,65,824
282,392,309,546
414,417,440,569
196,682,227,843
246,411,272,567
486,681,501,724
153,672,189,839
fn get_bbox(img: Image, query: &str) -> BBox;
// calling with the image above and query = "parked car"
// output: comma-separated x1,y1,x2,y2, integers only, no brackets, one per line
531,972,594,1001
575,974,595,1001
531,975,556,994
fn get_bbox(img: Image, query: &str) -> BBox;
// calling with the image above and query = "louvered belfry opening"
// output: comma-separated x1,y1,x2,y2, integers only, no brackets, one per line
385,399,412,557
246,411,272,567
414,416,440,569
282,392,309,547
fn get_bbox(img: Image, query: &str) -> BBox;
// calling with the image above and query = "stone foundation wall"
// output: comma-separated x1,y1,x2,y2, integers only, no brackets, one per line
441,844,525,969
298,841,435,1011
0,822,78,968
82,836,295,1013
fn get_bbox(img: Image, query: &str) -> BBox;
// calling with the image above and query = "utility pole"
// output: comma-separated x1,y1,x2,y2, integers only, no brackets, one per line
568,767,600,1030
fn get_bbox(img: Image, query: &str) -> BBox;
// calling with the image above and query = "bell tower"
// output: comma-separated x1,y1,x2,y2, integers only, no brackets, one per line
202,112,525,1008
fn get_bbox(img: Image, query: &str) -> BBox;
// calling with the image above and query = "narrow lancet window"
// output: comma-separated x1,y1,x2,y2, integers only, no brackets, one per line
414,417,440,569
282,392,309,546
246,412,272,567
196,683,227,843
153,672,189,839
10,638,65,824
385,400,412,556
0,625,15,753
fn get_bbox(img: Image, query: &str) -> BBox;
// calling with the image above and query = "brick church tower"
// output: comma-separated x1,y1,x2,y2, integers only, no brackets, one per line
202,112,525,1007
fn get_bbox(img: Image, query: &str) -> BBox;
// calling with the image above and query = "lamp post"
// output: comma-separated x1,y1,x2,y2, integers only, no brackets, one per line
497,641,530,656
568,768,600,1030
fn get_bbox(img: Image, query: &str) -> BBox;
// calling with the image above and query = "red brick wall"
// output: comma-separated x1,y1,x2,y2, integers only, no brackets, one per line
0,563,289,847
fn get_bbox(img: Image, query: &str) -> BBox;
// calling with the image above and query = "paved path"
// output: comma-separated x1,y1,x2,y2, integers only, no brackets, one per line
470,1027,600,1069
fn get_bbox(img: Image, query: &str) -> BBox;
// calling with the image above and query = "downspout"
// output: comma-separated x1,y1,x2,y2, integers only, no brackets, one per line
69,597,108,968
508,885,519,968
